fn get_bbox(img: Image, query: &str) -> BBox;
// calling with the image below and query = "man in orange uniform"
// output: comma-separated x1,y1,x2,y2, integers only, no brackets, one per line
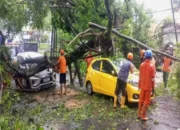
84,51,94,69
162,50,172,90
140,49,145,63
57,49,67,95
138,50,156,121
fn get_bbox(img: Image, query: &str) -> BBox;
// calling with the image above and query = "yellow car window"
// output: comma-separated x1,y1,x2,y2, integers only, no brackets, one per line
101,60,114,74
92,60,101,71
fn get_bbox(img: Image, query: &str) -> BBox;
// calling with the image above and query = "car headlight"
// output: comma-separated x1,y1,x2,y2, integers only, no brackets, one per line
128,80,138,87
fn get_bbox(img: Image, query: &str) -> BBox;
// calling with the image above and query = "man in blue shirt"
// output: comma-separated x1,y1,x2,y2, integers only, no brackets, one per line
114,53,134,108
0,31,5,45
0,35,2,45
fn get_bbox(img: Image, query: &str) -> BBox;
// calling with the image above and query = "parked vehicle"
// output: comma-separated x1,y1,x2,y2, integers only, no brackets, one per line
15,52,56,92
85,58,153,103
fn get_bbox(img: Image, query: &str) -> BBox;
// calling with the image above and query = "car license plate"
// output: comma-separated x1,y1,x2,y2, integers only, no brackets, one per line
43,78,50,82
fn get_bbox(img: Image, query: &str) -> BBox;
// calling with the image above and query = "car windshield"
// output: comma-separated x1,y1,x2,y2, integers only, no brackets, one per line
112,58,139,85
112,58,139,74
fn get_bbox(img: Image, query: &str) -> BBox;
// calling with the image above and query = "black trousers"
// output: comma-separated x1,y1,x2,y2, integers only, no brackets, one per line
115,78,127,97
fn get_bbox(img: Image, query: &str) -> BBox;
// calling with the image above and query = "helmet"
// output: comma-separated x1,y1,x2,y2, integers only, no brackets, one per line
145,50,152,58
60,49,64,55
127,53,133,60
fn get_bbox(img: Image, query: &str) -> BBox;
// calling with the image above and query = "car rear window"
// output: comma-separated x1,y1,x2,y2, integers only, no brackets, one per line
92,61,100,71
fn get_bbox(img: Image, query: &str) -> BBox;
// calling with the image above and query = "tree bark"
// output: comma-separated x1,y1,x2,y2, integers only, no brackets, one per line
74,61,83,87
89,22,180,62
104,0,113,40
68,64,73,85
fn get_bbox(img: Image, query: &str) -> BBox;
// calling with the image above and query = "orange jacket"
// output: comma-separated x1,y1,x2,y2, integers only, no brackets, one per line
163,57,172,72
138,59,156,91
58,55,67,73
140,50,145,58
84,54,94,68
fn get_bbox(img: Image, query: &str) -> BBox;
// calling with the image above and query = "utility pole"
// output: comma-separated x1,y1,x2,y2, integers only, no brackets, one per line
171,0,178,42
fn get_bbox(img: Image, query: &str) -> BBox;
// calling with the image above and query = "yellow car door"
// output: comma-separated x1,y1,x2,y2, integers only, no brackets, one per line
98,60,117,97
88,60,101,92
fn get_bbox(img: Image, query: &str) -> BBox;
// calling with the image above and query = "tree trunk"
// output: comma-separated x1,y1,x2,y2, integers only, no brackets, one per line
105,0,113,40
74,61,83,87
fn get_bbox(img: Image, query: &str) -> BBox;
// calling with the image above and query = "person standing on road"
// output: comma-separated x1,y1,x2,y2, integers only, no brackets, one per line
0,31,5,45
138,50,156,121
162,50,172,91
84,51,94,69
0,36,5,103
114,53,134,108
57,49,67,95
167,44,174,56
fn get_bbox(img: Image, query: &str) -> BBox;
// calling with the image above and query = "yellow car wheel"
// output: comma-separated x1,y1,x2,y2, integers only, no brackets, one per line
86,81,93,95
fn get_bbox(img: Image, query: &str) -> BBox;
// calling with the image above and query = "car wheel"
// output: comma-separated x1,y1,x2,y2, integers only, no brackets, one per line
86,82,93,95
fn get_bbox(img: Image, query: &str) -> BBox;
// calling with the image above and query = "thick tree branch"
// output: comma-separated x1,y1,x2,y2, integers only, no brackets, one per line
79,33,100,38
49,5,72,8
68,29,93,46
89,22,180,62
105,0,113,40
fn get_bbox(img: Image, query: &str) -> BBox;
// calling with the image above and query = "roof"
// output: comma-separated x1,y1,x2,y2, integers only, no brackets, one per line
161,22,180,34
161,22,180,29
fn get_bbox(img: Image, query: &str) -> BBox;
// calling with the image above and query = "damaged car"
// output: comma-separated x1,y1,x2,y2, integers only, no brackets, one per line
14,52,56,92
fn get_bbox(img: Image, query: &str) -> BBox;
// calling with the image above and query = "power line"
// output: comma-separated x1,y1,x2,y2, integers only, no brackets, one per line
133,8,172,17
143,30,180,43
146,8,171,14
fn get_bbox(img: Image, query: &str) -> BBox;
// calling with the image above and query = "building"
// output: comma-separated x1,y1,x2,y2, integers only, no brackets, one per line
161,22,180,46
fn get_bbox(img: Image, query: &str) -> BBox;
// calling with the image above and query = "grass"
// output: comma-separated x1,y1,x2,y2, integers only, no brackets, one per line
38,43,50,50
4,78,175,130
0,88,141,130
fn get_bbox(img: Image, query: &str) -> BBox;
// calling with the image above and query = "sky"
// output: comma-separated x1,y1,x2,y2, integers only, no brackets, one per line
136,0,180,23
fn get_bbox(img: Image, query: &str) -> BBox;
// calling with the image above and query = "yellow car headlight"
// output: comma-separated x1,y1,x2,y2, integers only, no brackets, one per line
128,80,138,87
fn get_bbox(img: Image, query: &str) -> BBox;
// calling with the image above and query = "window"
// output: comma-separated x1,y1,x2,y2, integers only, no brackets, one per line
92,61,100,71
102,60,114,75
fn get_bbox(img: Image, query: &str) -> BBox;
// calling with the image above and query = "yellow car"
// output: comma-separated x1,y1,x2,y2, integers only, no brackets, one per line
85,58,151,103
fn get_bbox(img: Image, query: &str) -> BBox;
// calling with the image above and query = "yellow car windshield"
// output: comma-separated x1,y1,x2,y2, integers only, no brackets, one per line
112,58,139,86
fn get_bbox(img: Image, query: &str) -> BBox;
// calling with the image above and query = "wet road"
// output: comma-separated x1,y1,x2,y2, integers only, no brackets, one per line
118,95,180,130
42,72,180,130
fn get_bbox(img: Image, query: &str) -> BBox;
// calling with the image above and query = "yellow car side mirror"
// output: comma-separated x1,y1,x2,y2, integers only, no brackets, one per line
111,70,116,76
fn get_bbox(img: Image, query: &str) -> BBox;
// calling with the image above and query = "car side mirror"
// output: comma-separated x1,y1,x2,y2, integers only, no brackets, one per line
111,70,116,76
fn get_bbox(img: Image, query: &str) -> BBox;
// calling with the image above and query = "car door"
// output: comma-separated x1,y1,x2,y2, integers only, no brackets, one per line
88,60,101,92
99,60,117,97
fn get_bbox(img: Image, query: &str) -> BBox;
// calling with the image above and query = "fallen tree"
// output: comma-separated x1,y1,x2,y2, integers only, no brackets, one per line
89,22,180,62
1,0,180,88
